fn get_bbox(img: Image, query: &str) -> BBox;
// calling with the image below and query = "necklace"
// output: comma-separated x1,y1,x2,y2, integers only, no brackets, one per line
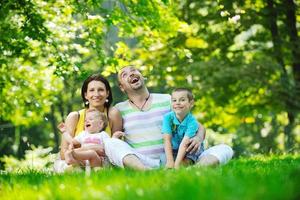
129,93,151,111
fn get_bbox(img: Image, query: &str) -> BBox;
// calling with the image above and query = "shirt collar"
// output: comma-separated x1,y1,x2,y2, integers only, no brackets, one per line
171,111,192,126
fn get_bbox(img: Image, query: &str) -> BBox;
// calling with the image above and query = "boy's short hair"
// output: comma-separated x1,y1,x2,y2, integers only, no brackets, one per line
86,108,108,130
172,88,194,101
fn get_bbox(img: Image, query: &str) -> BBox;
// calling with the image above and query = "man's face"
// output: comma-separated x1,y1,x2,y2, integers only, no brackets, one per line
118,66,145,92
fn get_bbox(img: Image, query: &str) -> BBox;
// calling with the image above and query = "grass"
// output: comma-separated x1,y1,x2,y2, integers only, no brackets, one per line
0,155,300,200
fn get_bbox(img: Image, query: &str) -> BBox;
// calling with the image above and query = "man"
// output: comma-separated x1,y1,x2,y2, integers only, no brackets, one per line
104,66,233,170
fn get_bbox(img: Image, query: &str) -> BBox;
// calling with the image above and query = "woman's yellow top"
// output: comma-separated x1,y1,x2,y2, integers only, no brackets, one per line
74,108,111,137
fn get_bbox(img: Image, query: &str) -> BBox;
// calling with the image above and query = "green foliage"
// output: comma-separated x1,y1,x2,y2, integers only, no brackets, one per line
0,145,55,172
0,0,299,160
0,155,300,199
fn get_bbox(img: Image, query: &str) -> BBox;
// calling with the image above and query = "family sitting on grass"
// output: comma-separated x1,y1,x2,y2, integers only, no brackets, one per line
54,66,234,172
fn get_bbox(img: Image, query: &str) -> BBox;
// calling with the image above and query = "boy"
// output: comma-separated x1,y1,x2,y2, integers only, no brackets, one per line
162,88,204,169
58,108,110,168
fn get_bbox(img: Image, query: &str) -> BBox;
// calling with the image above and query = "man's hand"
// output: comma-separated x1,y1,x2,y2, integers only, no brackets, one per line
186,136,201,153
186,124,205,153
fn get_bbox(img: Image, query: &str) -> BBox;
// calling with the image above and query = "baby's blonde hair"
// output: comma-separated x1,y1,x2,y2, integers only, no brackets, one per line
86,108,108,130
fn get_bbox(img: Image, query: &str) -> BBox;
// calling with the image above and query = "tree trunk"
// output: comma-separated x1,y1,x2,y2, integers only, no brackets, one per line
49,105,60,152
285,0,300,85
283,0,300,150
266,0,296,151
266,0,285,68
14,126,21,157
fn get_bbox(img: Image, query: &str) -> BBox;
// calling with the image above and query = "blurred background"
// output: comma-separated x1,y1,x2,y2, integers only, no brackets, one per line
0,0,299,170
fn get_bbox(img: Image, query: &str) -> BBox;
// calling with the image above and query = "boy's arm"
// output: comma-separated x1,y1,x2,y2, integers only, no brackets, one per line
186,123,205,153
174,136,190,168
163,134,175,168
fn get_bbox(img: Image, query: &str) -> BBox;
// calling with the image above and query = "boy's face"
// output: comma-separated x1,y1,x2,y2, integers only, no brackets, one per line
84,112,103,133
171,91,194,117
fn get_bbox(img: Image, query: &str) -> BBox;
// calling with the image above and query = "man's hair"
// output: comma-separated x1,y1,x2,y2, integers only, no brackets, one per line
86,108,108,130
172,88,194,101
118,66,130,84
117,65,141,85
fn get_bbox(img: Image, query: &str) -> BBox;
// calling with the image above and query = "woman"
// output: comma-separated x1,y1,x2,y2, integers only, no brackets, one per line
56,74,123,170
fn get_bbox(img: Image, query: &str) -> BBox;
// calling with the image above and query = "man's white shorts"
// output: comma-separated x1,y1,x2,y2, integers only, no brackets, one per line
103,138,160,168
198,144,234,165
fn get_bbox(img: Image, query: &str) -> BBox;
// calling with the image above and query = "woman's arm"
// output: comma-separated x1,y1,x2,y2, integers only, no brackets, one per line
74,144,105,157
71,138,81,149
108,106,123,134
59,111,79,159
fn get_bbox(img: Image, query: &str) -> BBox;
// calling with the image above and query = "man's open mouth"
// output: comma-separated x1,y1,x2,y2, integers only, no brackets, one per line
129,75,140,84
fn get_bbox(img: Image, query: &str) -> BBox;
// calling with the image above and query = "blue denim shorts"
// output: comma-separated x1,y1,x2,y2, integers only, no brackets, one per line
180,143,205,163
160,143,205,165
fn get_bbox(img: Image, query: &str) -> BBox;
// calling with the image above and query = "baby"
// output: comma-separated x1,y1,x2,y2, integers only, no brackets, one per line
58,108,110,168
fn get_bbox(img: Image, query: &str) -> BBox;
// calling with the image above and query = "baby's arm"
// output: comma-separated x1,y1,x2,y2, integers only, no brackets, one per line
163,134,175,168
174,136,190,169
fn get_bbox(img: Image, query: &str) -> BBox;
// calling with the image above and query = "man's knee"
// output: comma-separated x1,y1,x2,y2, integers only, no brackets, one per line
198,144,234,166
197,154,219,167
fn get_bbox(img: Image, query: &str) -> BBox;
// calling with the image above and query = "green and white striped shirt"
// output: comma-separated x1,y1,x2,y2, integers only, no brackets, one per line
115,93,171,159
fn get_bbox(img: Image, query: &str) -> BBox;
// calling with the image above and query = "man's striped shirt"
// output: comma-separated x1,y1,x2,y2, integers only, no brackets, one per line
115,93,171,159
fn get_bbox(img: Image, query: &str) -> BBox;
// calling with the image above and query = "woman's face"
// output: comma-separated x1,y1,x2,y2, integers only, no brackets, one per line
85,80,109,109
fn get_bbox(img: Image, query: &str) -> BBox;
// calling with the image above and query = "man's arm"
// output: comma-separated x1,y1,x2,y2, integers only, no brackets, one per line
186,123,206,153
174,136,190,168
163,134,175,168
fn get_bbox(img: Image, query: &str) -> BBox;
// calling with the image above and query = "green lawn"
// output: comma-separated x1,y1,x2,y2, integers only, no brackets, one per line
0,155,300,200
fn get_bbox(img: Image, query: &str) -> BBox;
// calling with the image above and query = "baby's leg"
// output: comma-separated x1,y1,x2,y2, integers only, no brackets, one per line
64,149,80,165
72,149,103,167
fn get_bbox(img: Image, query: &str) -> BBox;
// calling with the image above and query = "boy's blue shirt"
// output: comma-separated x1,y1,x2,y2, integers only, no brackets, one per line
162,111,199,150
